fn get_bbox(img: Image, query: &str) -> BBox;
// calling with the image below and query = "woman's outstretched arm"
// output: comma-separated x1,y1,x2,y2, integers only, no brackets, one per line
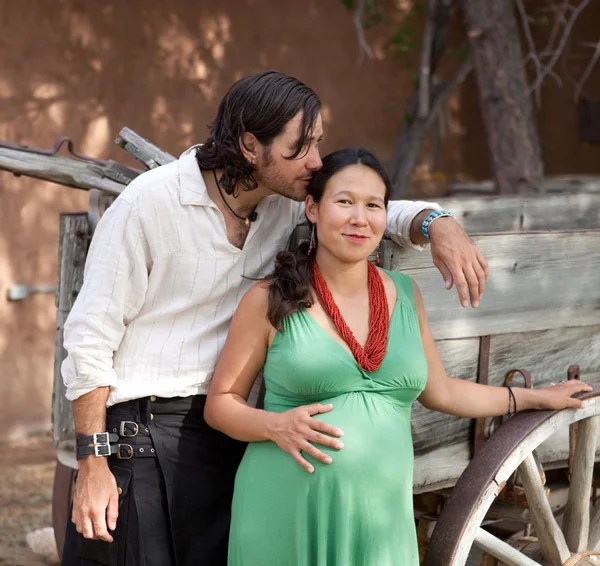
205,282,344,473
413,281,592,417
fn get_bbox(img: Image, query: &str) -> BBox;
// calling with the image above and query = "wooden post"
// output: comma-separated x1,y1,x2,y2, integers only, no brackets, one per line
52,213,89,446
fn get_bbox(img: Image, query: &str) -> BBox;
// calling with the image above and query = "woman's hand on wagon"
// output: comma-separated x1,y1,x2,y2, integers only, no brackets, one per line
524,380,593,411
266,403,344,473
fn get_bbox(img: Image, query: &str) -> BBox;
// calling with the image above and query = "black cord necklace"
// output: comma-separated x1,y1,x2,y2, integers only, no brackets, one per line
213,170,258,227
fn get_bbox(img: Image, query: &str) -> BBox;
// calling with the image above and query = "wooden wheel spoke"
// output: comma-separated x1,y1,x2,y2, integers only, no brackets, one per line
474,527,542,566
589,502,600,551
563,416,599,552
518,453,570,565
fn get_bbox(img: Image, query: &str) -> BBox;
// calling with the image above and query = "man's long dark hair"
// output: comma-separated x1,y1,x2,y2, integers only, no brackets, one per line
196,71,321,195
265,147,392,330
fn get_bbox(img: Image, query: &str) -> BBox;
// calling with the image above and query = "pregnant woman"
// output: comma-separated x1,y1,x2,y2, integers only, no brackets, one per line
204,148,589,566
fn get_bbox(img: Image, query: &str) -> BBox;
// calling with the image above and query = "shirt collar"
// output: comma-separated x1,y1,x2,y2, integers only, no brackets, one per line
178,145,217,207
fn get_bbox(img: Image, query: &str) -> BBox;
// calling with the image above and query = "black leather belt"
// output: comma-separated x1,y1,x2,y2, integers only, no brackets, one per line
77,442,155,460
106,420,151,438
76,421,157,461
76,432,119,447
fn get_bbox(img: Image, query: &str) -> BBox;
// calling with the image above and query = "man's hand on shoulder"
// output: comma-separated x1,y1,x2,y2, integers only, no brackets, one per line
428,217,488,308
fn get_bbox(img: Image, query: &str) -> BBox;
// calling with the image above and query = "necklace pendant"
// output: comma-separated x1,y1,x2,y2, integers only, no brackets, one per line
244,217,250,228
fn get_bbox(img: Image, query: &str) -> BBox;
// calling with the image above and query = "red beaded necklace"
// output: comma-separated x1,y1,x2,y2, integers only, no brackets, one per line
311,259,390,372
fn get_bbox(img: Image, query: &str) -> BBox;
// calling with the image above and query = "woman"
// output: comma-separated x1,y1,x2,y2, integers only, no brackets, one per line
204,148,590,566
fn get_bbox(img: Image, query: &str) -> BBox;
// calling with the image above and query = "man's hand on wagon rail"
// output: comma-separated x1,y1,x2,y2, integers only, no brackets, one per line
427,217,488,309
72,458,119,542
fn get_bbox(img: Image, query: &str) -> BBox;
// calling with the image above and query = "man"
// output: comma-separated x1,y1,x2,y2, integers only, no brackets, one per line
62,71,487,566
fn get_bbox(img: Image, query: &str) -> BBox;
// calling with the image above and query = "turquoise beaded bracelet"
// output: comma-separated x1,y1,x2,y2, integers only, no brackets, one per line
421,210,455,239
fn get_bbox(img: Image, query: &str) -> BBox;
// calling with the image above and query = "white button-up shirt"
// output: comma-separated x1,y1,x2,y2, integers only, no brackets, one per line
62,146,440,406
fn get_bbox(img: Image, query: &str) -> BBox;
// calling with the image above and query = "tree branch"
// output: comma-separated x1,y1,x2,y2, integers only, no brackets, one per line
388,1,461,199
427,55,473,128
538,1,570,59
528,0,591,99
389,55,472,199
574,41,600,103
418,0,438,118
515,0,544,108
354,0,375,65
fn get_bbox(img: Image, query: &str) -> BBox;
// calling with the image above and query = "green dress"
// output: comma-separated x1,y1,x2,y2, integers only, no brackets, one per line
228,271,428,566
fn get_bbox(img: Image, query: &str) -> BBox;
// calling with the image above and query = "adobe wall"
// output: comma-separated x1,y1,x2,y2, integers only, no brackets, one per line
0,0,598,440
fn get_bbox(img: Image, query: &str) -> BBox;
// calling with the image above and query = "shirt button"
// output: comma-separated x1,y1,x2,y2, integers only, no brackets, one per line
150,413,154,420
150,395,157,402
117,487,123,495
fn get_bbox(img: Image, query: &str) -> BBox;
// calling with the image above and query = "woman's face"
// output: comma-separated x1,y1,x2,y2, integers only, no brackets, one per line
305,164,387,264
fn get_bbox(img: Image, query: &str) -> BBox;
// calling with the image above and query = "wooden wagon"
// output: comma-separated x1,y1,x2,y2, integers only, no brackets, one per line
2,132,600,565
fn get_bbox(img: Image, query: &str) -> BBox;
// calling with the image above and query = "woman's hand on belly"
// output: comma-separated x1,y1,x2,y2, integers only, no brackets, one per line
265,403,345,473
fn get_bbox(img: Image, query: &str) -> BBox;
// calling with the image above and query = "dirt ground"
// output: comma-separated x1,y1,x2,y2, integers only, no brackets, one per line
0,434,59,566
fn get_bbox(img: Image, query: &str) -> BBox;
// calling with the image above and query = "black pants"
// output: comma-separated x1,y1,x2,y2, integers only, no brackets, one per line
62,395,246,566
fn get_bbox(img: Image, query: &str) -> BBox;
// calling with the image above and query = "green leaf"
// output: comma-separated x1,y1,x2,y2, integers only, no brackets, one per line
535,15,550,27
447,46,469,61
414,0,428,13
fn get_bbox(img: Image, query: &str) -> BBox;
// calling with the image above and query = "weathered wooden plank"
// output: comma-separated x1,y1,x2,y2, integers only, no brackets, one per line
384,231,600,340
412,325,600,489
563,416,598,552
103,160,142,185
52,213,88,445
486,326,600,388
115,127,176,169
522,192,600,232
0,145,127,195
518,453,571,564
435,196,523,233
436,192,600,234
451,176,600,195
414,442,471,493
411,337,479,454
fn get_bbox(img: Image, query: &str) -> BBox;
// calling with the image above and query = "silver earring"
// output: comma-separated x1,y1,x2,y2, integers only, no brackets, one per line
307,224,316,255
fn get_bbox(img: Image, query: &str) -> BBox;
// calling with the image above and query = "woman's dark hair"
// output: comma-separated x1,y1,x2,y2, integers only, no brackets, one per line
196,71,321,194
265,147,392,330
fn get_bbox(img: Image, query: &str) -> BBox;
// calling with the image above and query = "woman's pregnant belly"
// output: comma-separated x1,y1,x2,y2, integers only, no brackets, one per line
231,391,421,566
238,391,415,489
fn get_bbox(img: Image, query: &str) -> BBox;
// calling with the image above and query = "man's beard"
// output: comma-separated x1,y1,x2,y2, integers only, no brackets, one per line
257,149,307,201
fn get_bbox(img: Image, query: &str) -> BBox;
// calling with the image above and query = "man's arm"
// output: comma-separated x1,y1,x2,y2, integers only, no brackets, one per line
62,192,151,540
386,201,488,308
62,196,150,400
71,387,119,543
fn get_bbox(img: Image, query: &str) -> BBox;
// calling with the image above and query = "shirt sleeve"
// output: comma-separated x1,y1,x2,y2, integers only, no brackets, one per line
385,200,441,251
293,200,307,226
62,196,151,402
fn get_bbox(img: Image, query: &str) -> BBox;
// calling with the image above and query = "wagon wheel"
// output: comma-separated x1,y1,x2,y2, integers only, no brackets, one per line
424,386,600,566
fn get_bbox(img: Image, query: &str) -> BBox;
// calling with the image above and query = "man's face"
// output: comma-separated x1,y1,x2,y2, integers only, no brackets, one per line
253,112,324,201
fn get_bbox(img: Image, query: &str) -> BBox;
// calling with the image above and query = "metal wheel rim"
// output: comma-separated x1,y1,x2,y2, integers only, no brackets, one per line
424,387,600,566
